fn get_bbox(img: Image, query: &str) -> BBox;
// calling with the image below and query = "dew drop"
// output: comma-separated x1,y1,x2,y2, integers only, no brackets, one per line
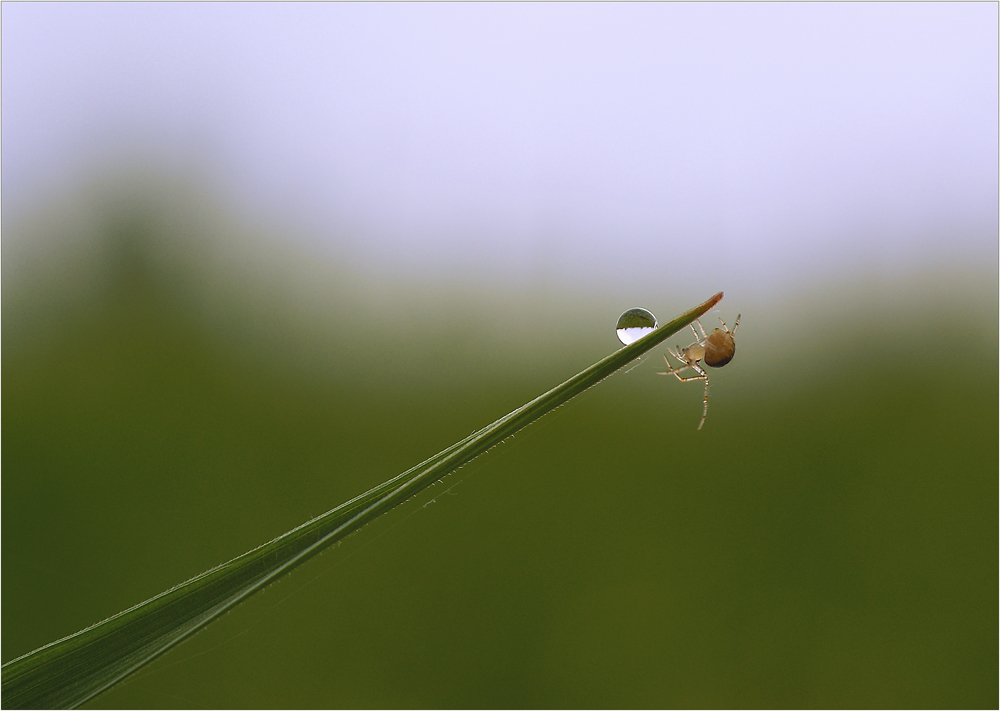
616,307,658,345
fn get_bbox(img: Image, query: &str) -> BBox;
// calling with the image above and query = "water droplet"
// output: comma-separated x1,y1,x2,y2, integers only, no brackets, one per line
616,307,658,345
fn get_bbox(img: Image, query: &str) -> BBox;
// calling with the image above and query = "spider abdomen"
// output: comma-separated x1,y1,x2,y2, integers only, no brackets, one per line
703,329,736,367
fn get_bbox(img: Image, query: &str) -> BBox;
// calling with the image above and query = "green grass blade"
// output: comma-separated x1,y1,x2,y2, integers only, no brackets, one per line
2,292,724,709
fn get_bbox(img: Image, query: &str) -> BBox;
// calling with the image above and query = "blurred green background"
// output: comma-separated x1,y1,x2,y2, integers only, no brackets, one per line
3,176,996,708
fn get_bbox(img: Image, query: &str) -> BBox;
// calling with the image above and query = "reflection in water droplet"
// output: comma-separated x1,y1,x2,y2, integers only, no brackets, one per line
616,307,658,345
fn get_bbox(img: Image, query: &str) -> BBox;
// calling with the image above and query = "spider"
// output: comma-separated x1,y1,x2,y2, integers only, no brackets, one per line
657,314,740,430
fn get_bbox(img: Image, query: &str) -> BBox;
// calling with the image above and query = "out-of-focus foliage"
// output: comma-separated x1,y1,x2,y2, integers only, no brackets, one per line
3,178,996,708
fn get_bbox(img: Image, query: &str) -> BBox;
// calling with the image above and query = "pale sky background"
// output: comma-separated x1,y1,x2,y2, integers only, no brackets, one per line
2,3,997,305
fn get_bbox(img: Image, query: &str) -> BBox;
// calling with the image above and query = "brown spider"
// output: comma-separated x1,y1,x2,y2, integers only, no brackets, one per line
658,314,740,430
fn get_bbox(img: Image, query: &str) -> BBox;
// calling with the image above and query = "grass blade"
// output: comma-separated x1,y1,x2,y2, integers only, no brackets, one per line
2,291,724,709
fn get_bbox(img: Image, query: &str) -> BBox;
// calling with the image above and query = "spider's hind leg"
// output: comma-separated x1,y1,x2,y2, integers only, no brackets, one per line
720,313,741,335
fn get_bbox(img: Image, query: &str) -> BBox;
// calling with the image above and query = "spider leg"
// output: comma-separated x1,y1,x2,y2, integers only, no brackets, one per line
667,347,688,364
720,314,741,335
669,361,711,430
673,361,707,382
659,356,706,385
697,373,710,430
659,359,711,429
657,352,700,379
658,349,684,369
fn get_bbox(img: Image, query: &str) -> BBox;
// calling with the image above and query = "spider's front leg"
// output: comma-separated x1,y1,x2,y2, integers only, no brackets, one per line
657,353,707,383
696,372,711,430
657,358,712,429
